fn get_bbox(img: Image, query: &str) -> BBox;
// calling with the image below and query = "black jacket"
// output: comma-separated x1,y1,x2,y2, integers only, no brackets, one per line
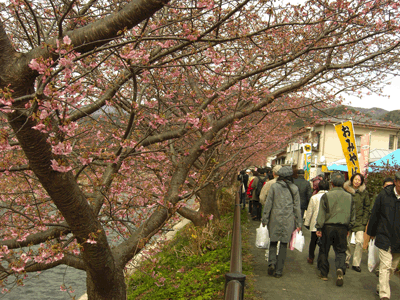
237,173,249,189
293,175,313,210
367,185,400,253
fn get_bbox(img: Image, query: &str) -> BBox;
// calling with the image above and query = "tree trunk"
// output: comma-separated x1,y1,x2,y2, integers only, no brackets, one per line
86,268,126,300
179,183,220,226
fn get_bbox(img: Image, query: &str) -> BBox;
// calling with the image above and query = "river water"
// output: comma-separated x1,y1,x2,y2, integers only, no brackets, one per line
2,199,194,299
3,266,86,300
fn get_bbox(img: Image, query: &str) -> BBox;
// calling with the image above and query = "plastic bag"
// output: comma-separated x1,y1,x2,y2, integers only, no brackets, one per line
255,223,269,249
289,230,296,250
294,231,305,252
368,239,380,272
350,232,356,244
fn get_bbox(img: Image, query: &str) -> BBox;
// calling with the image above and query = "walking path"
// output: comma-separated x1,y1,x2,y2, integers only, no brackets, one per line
247,215,400,300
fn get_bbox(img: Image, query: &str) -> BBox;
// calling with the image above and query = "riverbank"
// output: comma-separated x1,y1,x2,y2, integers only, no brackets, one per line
78,217,192,300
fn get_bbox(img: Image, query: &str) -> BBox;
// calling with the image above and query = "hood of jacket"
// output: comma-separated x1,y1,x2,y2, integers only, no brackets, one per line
343,180,366,195
382,184,397,197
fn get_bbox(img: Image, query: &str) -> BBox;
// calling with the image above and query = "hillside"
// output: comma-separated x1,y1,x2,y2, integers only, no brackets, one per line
291,105,400,128
323,106,400,125
350,106,389,119
379,110,400,125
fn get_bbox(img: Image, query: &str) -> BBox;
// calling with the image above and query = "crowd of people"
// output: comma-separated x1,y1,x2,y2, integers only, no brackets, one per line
237,166,400,300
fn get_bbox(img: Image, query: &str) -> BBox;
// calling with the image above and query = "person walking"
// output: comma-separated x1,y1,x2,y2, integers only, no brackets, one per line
248,170,262,220
237,170,249,210
303,180,330,265
246,169,254,214
316,172,355,286
363,177,394,277
259,165,282,206
344,172,371,272
293,169,313,219
253,167,268,220
261,166,302,278
311,174,324,196
367,171,400,300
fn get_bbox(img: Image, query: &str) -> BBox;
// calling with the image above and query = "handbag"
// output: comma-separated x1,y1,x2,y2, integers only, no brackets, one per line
368,239,380,272
255,222,270,249
293,231,305,252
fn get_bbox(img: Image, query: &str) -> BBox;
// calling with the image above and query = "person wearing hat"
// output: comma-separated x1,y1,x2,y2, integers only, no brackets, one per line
261,166,302,278
367,171,400,300
293,169,313,219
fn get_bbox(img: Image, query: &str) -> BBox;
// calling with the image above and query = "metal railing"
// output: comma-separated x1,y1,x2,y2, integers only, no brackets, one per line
224,186,246,299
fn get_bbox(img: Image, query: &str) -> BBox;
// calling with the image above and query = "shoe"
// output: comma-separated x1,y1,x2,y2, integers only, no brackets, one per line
345,263,349,269
268,265,276,276
307,258,314,264
376,290,379,296
336,269,344,286
274,273,282,278
352,266,361,272
318,273,328,281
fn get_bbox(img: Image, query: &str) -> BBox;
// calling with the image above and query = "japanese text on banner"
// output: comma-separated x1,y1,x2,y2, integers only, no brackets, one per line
303,143,312,180
334,121,360,178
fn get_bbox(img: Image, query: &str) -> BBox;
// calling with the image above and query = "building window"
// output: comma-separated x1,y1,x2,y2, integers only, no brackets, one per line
389,135,395,150
355,135,361,152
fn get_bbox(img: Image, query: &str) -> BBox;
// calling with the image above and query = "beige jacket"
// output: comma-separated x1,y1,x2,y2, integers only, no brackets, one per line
259,177,277,206
303,190,328,232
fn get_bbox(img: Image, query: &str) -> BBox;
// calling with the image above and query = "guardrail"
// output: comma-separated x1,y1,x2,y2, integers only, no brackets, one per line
224,186,246,299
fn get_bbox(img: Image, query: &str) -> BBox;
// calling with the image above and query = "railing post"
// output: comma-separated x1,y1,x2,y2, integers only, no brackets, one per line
224,185,246,299
225,272,246,300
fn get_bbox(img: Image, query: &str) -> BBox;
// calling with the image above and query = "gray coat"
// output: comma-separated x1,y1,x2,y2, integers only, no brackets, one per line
262,180,302,243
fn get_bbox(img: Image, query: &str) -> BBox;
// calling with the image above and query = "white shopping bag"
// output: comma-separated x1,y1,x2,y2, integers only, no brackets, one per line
255,222,270,249
350,232,356,244
368,239,380,272
294,231,305,252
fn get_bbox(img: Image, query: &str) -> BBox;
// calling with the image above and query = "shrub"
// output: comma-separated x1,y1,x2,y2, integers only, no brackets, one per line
127,213,234,299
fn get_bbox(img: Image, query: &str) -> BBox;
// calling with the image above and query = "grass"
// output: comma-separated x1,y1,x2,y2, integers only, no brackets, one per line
126,188,259,300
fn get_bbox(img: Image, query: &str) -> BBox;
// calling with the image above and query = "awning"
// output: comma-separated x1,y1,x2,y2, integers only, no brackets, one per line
371,149,400,167
327,164,349,172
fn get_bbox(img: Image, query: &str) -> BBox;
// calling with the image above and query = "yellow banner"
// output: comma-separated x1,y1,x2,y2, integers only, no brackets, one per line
334,121,360,178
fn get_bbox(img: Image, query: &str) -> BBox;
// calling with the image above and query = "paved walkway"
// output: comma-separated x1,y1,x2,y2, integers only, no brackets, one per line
247,215,400,300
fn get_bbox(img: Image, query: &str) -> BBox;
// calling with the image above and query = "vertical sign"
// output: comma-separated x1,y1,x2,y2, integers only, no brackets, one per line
334,121,360,178
359,133,370,175
303,143,312,180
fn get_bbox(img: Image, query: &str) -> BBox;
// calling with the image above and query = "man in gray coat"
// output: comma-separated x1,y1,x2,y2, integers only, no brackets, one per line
316,172,355,287
262,166,302,278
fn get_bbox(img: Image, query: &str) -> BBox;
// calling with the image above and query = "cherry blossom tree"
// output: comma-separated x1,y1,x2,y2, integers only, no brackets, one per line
0,0,399,298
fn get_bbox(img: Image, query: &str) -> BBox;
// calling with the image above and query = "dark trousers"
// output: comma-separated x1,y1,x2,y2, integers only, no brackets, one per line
248,199,253,214
319,225,348,277
239,191,246,209
251,201,262,220
309,231,318,259
269,242,288,275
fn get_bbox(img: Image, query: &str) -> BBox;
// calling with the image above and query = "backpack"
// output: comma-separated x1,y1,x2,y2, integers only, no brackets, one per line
255,176,268,198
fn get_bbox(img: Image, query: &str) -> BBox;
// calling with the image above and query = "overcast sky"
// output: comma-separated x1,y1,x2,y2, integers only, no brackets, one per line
341,77,400,112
